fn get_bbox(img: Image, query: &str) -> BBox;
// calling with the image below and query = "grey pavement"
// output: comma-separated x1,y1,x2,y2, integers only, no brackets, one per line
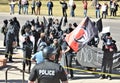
0,13,120,83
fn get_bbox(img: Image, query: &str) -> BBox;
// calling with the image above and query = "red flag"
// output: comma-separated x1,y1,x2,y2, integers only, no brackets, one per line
65,17,95,52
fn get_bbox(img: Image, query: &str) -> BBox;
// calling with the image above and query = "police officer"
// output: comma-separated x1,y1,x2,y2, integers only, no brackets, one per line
28,46,68,83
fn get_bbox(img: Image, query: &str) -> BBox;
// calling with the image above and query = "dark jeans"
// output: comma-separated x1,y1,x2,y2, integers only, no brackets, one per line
48,8,52,16
18,5,22,14
102,11,106,19
3,34,6,46
110,8,116,16
16,34,20,46
31,7,36,15
65,53,73,78
70,7,75,17
23,60,31,73
23,55,32,73
5,41,13,61
101,51,113,78
62,8,67,16
101,58,113,73
96,9,100,18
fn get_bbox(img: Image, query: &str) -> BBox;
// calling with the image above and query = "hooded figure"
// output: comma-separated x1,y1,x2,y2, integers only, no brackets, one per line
22,36,33,73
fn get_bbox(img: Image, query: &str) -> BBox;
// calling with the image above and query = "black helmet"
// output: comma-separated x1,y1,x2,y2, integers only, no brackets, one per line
43,46,57,59
37,42,47,51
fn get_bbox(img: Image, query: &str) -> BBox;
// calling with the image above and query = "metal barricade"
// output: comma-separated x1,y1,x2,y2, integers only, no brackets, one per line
5,66,25,83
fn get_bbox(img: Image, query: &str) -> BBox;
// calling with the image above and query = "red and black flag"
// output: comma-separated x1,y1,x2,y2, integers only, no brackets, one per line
65,17,96,52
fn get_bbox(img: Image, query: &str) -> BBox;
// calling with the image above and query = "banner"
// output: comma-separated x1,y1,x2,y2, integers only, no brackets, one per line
76,45,120,68
76,45,103,68
65,17,96,52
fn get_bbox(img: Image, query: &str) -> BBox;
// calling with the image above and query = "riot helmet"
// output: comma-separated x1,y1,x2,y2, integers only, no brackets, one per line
43,46,57,59
38,42,47,51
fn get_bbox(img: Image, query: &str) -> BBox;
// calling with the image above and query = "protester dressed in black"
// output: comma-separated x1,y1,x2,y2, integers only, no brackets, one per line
13,17,20,46
22,36,33,73
5,19,16,62
60,0,68,16
1,19,8,46
100,32,117,80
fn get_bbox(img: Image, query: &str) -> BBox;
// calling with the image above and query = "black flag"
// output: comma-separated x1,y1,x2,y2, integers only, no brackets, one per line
43,16,48,27
96,18,103,32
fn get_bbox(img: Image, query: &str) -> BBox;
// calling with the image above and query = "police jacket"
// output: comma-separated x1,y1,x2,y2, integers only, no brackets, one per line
29,60,67,83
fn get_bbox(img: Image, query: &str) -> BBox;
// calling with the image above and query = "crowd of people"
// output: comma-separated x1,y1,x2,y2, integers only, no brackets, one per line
95,0,119,19
1,16,78,81
1,1,119,82
1,14,118,82
8,0,119,18
1,17,20,62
